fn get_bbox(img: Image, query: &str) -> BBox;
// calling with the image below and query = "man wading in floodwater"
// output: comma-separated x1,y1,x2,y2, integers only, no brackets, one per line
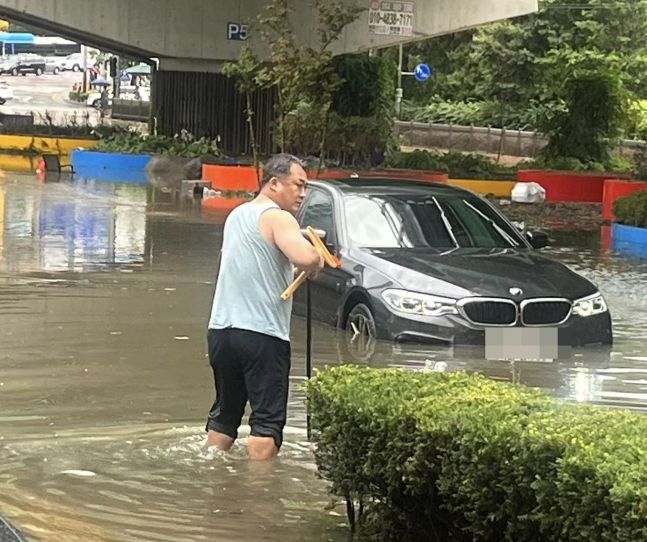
205,153,324,460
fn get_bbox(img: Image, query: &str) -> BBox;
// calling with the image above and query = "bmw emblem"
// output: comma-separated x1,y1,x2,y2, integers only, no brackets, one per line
509,287,523,296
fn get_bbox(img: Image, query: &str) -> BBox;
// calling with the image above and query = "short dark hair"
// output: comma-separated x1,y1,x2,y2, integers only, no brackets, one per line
261,153,304,187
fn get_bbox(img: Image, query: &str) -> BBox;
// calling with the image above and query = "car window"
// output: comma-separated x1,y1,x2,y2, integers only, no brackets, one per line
300,189,335,241
344,193,524,249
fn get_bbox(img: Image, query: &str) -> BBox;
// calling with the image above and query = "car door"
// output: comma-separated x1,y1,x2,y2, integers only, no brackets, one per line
293,187,346,326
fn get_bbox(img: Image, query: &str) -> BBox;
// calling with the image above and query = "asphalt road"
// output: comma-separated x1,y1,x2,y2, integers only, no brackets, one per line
0,70,102,124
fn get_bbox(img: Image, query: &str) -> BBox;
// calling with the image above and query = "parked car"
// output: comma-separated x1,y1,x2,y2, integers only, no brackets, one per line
60,52,95,72
45,56,66,74
292,178,612,359
0,54,46,76
0,81,14,104
86,90,109,109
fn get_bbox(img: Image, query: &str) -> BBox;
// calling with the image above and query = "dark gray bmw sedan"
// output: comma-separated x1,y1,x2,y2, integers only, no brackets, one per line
292,177,612,361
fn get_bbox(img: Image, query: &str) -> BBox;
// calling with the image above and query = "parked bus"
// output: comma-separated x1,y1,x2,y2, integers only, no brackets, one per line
0,33,80,57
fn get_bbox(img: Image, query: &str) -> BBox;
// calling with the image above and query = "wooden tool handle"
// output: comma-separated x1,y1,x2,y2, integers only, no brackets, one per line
280,270,307,300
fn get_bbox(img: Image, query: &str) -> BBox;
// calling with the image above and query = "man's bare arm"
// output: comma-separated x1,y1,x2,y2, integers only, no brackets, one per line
264,210,323,274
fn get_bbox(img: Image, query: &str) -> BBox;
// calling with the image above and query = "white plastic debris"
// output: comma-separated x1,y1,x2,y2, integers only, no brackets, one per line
511,182,546,203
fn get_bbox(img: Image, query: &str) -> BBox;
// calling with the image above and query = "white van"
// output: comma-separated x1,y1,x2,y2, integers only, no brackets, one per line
61,53,96,72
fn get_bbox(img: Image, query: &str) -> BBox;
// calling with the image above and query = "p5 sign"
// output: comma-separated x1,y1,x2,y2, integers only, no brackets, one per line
227,23,248,41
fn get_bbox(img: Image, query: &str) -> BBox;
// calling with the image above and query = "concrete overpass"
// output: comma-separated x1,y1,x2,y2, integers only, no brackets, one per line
0,0,537,154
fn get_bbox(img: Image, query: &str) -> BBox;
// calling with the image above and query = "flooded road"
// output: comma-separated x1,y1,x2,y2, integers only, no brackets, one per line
0,174,646,541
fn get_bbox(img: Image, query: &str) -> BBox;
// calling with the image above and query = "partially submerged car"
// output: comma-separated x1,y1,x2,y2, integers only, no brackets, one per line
292,178,612,361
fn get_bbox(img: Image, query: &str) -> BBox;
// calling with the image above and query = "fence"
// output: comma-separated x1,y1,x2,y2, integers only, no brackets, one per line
111,99,151,122
0,112,34,130
394,120,646,159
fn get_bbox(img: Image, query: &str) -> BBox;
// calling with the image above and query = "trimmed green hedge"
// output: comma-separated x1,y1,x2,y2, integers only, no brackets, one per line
613,190,647,228
306,366,647,542
385,149,517,180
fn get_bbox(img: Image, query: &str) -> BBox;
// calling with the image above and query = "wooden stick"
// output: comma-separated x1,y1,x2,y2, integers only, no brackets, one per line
280,270,307,300
280,226,341,300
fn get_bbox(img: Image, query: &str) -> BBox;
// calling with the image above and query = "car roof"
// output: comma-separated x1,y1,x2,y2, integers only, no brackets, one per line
308,177,476,198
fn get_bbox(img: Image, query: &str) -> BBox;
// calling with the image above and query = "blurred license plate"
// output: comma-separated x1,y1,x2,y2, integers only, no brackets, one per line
485,327,558,362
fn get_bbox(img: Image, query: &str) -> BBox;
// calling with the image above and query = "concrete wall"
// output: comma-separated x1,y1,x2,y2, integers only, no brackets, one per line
0,0,537,71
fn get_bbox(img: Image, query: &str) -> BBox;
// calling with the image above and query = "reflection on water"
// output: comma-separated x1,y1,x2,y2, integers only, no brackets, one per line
0,174,646,541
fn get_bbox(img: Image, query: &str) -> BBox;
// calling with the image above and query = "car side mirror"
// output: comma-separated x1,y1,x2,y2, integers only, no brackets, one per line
526,230,550,249
300,228,337,255
300,227,326,242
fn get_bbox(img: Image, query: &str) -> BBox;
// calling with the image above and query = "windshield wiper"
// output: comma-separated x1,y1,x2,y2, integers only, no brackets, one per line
463,200,520,247
431,196,459,248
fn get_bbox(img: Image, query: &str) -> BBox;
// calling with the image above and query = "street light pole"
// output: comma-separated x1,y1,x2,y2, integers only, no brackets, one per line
395,43,403,118
81,44,88,93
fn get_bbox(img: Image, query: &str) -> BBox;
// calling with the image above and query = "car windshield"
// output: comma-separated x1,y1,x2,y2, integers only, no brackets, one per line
344,192,525,249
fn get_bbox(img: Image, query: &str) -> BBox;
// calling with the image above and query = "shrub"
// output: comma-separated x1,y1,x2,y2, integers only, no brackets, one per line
385,149,516,179
306,366,647,542
94,130,221,158
613,190,647,228
68,90,89,103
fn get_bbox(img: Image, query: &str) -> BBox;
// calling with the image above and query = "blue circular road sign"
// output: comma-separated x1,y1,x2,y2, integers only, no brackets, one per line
414,63,432,82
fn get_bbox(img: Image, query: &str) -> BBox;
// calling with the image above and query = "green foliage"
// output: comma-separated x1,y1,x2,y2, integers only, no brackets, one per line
385,149,516,179
94,131,221,158
613,189,647,228
282,54,395,167
525,151,631,174
400,98,548,130
284,105,389,168
537,64,628,164
255,0,363,155
68,90,89,103
222,45,262,176
306,366,647,542
397,0,647,146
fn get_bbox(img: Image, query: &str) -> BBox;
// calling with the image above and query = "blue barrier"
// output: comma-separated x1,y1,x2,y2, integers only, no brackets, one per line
71,150,151,183
612,223,647,259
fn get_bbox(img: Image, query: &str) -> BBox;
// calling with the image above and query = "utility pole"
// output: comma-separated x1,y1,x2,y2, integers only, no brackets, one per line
395,43,403,118
81,44,88,93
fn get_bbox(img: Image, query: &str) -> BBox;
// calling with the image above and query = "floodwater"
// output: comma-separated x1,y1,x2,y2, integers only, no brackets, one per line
0,174,645,541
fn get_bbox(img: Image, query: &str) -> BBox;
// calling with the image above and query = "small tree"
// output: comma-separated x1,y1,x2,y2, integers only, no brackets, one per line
537,54,629,166
256,0,363,160
222,46,262,181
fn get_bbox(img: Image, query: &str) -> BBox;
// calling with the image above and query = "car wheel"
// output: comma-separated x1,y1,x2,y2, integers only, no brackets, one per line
72,64,80,72
344,303,377,362
53,67,59,75
20,72,26,76
0,98,5,106
91,99,102,109
11,68,17,76
35,68,43,76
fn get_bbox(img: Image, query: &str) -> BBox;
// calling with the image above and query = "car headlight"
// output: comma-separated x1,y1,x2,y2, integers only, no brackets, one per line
382,289,458,317
572,292,608,317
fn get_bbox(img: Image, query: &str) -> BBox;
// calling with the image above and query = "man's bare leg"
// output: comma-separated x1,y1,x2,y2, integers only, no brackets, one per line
206,430,235,451
247,436,278,460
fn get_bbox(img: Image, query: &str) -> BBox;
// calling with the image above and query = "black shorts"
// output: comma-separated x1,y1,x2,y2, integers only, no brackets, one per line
205,328,291,449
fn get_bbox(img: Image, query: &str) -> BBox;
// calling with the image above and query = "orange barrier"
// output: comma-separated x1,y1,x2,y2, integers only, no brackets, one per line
602,179,647,221
516,170,623,203
202,164,260,192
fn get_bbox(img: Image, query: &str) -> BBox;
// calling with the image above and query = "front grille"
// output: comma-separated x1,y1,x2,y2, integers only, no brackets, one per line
521,299,572,326
460,299,517,326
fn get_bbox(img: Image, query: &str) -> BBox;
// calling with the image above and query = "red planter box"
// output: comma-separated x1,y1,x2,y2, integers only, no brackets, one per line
202,164,260,192
312,168,448,184
602,179,647,221
516,170,615,203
